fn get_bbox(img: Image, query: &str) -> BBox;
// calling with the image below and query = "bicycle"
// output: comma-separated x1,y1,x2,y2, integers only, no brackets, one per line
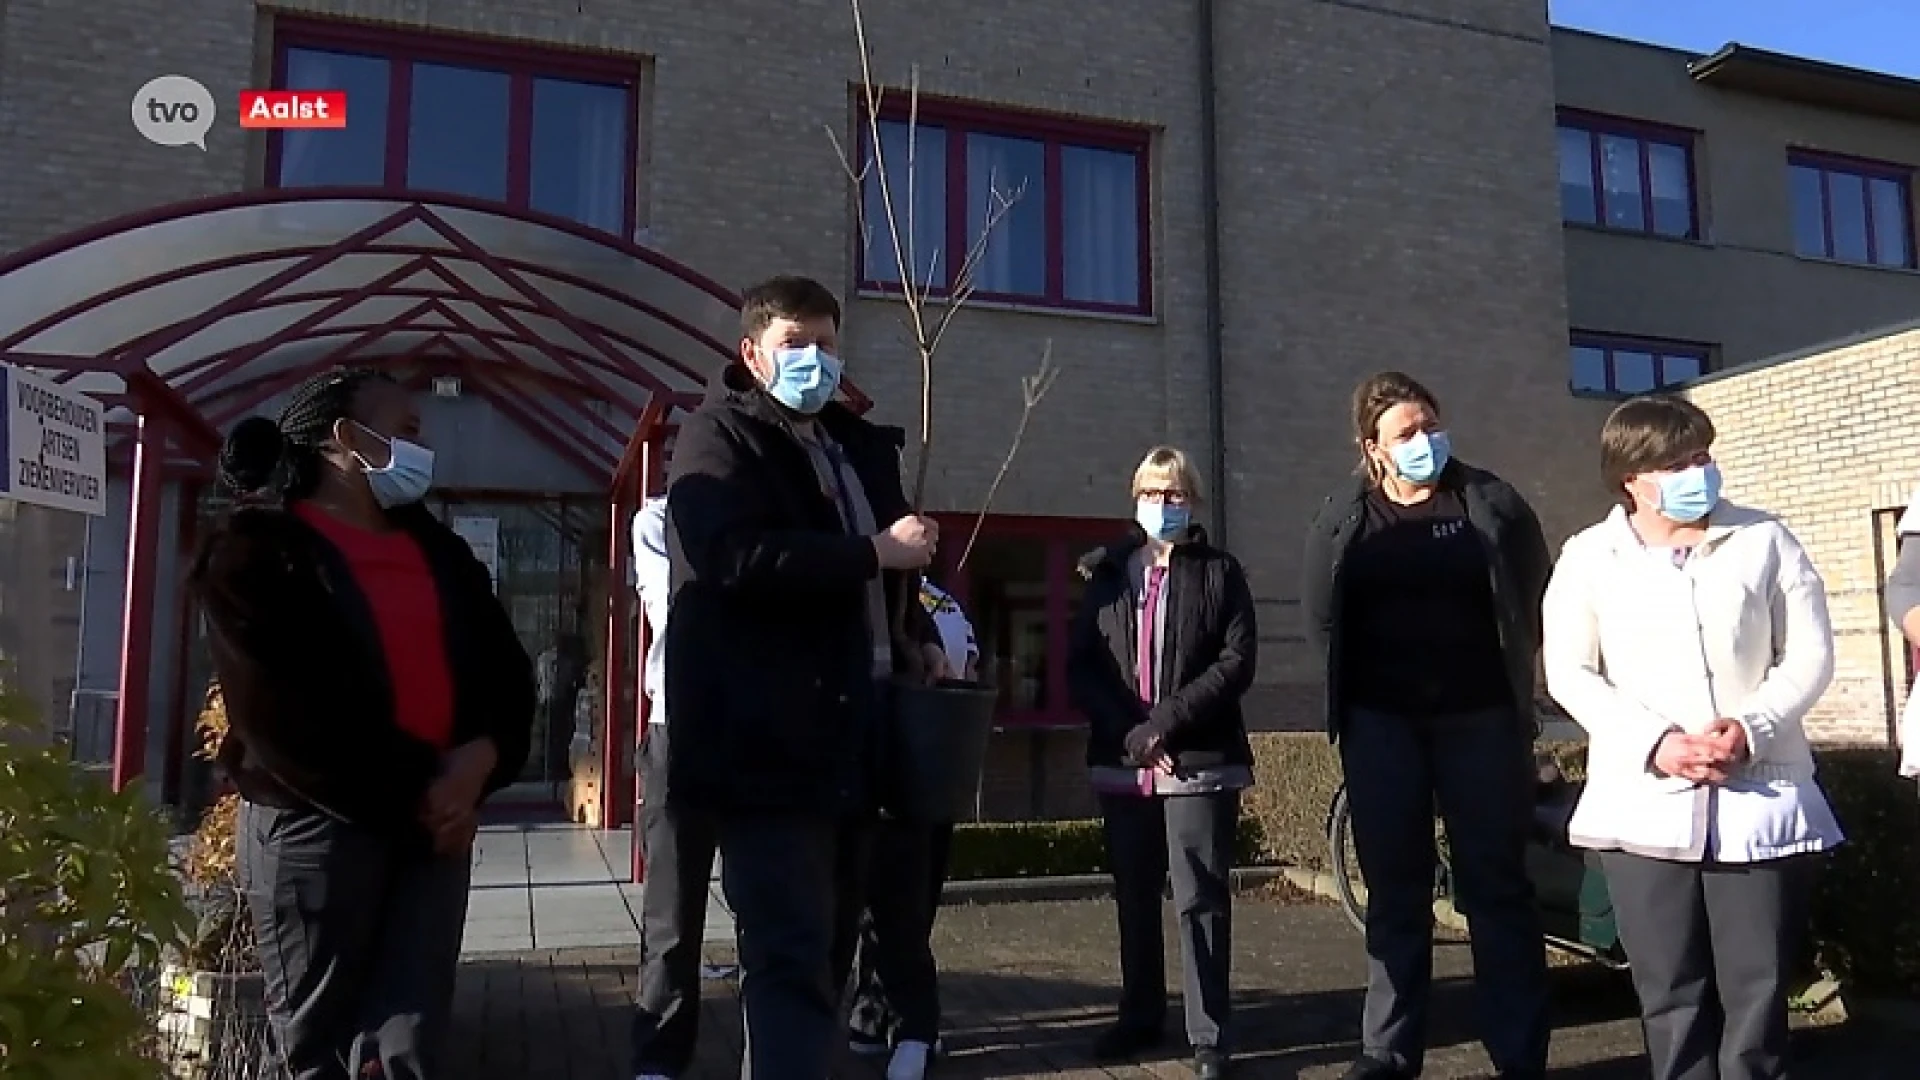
1325,738,1630,970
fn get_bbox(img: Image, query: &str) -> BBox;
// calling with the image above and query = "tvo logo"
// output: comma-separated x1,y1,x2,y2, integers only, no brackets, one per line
132,75,216,150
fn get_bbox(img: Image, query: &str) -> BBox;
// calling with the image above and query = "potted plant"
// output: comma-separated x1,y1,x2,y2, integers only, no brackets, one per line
153,683,267,1079
0,674,193,1079
828,0,1063,821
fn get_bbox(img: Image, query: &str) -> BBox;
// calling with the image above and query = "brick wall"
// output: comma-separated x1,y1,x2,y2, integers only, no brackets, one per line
1684,328,1920,745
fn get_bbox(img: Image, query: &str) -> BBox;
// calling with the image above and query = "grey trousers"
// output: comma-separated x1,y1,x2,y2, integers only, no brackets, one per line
1100,791,1239,1051
1340,706,1550,1077
719,813,872,1080
1601,851,1817,1080
630,724,720,1077
238,801,472,1080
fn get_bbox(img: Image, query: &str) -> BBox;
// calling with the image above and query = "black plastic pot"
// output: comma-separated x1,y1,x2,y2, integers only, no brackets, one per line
882,678,998,821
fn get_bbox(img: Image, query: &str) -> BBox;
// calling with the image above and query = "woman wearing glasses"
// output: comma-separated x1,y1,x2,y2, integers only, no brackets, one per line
1069,446,1257,1080
1302,371,1552,1080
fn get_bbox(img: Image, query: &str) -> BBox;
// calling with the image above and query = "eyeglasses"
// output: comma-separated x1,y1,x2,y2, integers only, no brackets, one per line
1137,488,1191,505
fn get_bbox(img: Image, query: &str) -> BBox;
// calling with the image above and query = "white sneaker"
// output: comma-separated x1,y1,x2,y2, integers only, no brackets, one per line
886,1040,931,1080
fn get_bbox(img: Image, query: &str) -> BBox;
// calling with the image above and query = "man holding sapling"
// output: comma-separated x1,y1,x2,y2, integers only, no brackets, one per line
663,275,948,1078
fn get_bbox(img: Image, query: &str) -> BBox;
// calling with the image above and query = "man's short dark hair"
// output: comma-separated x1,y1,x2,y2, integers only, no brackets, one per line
740,276,842,341
1599,394,1717,510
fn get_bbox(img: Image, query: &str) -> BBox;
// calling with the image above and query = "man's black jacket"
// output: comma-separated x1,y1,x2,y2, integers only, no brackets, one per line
663,363,937,815
1300,460,1551,739
189,502,535,834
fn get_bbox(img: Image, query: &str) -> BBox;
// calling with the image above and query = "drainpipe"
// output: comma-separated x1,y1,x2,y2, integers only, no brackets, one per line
1197,0,1229,547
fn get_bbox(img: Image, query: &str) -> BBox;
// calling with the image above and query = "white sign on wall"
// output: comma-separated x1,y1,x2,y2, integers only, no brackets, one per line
452,515,501,591
0,364,107,516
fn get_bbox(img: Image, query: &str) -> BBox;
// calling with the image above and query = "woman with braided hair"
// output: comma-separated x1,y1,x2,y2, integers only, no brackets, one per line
190,367,534,1080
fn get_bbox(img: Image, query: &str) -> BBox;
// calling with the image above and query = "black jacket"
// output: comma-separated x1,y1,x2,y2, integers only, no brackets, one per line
1301,460,1550,738
663,364,937,815
1067,527,1257,771
189,502,535,831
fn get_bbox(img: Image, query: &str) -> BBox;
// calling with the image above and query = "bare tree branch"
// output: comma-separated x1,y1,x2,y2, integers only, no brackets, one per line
956,341,1061,570
834,0,1062,652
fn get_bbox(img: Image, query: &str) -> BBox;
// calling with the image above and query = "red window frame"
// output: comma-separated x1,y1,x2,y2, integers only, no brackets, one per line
928,513,1126,729
1556,108,1700,240
856,95,1154,316
1788,148,1916,269
266,18,641,238
1568,331,1714,398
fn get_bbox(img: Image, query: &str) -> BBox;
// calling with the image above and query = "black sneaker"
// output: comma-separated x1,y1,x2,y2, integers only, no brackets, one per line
1194,1046,1230,1079
1339,1059,1414,1080
1090,1024,1164,1063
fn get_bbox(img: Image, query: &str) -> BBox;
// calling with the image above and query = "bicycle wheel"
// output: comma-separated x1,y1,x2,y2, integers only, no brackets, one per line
1327,784,1368,933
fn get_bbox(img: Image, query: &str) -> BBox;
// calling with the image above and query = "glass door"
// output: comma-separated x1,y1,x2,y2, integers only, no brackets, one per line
432,494,608,789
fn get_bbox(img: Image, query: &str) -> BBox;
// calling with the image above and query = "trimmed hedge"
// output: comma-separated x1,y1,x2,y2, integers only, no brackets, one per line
947,815,1267,881
1240,732,1920,997
1804,748,1920,997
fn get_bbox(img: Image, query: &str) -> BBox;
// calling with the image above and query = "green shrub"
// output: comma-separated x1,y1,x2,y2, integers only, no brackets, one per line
948,815,1267,880
0,683,194,1079
1805,748,1920,998
1244,734,1344,870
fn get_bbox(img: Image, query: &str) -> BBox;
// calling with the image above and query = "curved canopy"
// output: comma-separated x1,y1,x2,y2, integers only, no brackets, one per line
0,188,771,477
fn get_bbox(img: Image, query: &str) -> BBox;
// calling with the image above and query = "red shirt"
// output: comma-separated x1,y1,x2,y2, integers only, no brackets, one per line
296,504,456,749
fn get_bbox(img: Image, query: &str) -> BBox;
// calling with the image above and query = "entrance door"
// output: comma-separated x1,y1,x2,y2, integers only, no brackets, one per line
432,494,609,802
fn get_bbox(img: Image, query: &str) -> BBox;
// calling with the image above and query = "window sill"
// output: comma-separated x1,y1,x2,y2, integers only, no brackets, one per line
1562,221,1712,250
1568,386,1694,401
856,288,1159,327
1788,252,1920,276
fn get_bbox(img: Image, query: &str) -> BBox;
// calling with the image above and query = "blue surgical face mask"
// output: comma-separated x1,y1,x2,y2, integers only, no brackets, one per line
352,423,435,509
1654,463,1722,524
1135,500,1191,542
1388,430,1451,485
762,344,842,415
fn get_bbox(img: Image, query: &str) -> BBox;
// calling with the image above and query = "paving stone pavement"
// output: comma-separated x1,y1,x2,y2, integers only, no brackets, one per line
448,896,1919,1079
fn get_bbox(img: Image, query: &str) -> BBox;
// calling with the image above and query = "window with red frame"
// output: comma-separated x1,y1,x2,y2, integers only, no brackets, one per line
1569,332,1713,397
1557,111,1698,239
1789,151,1914,269
268,21,639,237
927,514,1127,728
858,100,1152,315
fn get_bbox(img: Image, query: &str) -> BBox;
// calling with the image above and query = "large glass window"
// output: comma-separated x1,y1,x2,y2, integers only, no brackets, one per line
271,23,638,236
1569,333,1713,397
1789,152,1914,269
860,102,1152,314
1557,111,1698,240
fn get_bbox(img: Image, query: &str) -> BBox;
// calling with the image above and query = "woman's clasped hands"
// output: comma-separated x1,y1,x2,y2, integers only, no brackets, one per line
1652,719,1750,784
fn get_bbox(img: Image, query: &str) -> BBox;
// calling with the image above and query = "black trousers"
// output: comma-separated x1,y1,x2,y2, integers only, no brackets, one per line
238,801,471,1080
1340,706,1550,1078
630,724,721,1077
1100,791,1239,1051
848,819,953,1045
1602,851,1817,1080
718,813,872,1080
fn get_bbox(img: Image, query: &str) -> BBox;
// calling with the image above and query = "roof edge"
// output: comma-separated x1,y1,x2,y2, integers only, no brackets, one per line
1677,316,1920,390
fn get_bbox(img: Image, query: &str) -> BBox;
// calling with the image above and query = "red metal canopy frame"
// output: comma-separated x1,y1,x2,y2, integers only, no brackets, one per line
0,188,870,849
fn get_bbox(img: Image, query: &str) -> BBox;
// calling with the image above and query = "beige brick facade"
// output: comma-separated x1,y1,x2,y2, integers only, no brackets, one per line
1684,329,1920,746
0,0,1592,764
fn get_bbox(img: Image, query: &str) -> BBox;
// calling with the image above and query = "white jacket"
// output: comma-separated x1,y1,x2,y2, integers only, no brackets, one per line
633,497,669,719
1543,502,1839,861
